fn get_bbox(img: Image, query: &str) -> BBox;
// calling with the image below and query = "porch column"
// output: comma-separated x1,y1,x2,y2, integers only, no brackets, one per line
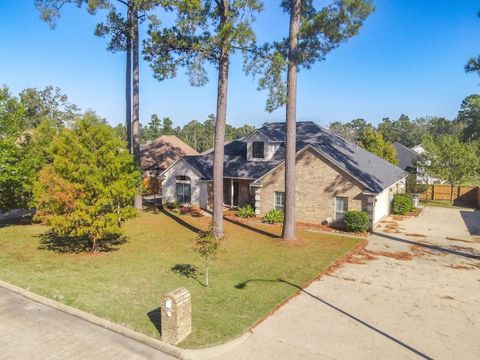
230,178,234,209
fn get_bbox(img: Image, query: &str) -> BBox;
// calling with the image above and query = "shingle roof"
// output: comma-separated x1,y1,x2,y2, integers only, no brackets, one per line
393,142,418,173
182,121,408,193
141,135,199,171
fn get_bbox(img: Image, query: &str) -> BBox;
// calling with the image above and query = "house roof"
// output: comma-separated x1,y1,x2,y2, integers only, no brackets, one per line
181,121,408,193
393,142,418,172
141,135,199,171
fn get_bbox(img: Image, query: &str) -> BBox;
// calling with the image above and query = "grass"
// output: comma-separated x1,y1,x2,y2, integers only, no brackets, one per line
0,209,360,348
420,200,478,209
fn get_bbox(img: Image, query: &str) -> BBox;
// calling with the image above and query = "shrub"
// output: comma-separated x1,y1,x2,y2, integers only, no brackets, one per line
237,204,255,218
262,209,284,224
165,201,178,210
344,211,370,232
392,193,414,215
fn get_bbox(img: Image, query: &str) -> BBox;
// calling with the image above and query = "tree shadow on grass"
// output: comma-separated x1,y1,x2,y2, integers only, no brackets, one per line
234,278,433,360
160,208,203,234
171,263,206,287
0,216,34,228
37,231,127,254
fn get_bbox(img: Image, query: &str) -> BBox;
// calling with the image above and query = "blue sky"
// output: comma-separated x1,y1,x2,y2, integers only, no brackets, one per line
0,0,479,129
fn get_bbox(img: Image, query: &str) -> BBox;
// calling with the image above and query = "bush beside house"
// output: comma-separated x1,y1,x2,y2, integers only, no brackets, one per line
344,211,370,232
392,193,414,215
262,209,284,224
236,204,255,218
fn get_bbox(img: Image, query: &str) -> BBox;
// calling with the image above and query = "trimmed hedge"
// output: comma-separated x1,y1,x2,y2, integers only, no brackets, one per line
344,211,370,232
237,204,255,218
392,193,414,215
262,209,284,224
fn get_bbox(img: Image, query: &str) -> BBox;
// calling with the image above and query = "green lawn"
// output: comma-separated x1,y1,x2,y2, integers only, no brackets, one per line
0,210,360,348
420,200,478,209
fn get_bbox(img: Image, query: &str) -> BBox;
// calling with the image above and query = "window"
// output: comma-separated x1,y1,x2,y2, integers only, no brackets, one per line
335,197,348,222
252,141,265,159
176,176,191,203
275,191,285,210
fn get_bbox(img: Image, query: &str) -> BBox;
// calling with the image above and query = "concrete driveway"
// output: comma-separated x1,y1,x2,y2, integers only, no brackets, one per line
212,206,480,360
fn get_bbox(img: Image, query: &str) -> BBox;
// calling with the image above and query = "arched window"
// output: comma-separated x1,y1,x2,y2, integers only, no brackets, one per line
175,176,191,204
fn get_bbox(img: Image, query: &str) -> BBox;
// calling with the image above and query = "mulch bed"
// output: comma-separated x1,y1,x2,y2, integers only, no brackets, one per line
391,207,423,221
223,214,368,237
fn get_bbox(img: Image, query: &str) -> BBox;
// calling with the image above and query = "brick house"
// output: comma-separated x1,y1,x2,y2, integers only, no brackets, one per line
160,122,408,227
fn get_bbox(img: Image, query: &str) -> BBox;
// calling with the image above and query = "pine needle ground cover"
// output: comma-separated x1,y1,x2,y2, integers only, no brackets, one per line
0,210,359,348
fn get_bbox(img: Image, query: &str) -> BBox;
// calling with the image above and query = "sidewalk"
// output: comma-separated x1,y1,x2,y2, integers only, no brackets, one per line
0,287,175,360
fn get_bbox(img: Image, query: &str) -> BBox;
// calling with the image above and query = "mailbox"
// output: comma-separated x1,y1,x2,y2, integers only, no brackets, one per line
161,287,192,345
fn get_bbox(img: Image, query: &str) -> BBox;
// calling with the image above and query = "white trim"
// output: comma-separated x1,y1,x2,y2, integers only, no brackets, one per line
159,157,204,179
243,129,275,142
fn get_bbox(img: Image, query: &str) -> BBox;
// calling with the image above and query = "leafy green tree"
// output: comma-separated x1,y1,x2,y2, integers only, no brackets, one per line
144,0,263,238
377,114,421,147
457,94,480,141
141,114,162,142
0,88,33,211
162,117,174,135
329,118,370,142
359,127,398,165
0,86,71,212
33,112,140,252
419,134,480,204
19,86,80,127
113,123,127,141
421,116,462,138
248,0,374,240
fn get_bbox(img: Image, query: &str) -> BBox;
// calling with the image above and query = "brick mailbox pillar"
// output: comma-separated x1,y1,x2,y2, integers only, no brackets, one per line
161,287,192,345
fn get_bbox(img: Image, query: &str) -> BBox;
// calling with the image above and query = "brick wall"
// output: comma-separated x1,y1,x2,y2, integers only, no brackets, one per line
257,149,366,224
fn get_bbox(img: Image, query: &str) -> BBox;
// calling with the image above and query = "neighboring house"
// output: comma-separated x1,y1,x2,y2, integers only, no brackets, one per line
141,135,199,177
160,122,408,227
394,142,418,173
411,144,443,184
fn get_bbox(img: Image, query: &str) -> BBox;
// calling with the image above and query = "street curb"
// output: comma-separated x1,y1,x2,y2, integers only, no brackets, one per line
0,280,182,358
0,280,251,360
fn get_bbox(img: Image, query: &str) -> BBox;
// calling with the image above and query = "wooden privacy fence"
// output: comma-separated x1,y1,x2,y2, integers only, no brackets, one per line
420,184,479,206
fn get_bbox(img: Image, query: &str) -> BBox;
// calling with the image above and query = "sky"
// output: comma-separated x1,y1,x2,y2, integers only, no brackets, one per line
0,0,479,129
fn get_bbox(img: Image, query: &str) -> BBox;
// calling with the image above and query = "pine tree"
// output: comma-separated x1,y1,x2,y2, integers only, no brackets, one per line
144,0,263,238
246,0,374,240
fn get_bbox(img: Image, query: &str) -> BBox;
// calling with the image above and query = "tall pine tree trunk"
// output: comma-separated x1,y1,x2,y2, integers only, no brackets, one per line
212,0,230,238
282,0,301,241
125,10,132,153
132,7,142,210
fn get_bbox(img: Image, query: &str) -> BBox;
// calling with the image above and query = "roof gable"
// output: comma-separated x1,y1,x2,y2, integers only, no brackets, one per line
394,142,418,172
141,135,199,171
